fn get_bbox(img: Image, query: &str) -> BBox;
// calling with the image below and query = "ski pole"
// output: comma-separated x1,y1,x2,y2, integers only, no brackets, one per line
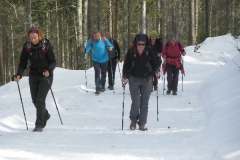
163,75,165,95
16,81,28,130
109,56,115,93
117,62,122,78
122,82,126,130
47,78,63,125
182,74,183,92
157,85,159,121
182,58,184,92
84,57,88,92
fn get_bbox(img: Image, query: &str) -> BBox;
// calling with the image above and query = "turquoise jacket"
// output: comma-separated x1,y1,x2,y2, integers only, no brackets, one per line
85,37,114,63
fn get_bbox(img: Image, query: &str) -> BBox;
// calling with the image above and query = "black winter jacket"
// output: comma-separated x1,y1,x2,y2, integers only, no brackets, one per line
17,40,56,77
123,46,158,78
108,38,121,60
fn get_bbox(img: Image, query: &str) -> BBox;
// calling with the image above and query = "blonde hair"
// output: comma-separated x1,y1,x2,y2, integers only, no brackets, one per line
26,27,44,41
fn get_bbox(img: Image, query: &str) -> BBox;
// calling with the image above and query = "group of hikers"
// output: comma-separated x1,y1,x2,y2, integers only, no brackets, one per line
12,27,186,132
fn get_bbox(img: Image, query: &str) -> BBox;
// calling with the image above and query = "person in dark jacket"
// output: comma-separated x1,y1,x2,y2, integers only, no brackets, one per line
104,32,121,90
161,34,186,95
122,33,160,131
149,30,163,91
13,27,56,132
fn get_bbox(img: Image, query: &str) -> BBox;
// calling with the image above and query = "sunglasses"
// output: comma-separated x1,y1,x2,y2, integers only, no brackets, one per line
137,43,146,46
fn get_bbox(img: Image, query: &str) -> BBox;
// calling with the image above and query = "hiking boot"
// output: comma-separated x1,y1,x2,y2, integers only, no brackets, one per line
130,121,137,130
166,88,171,95
95,90,100,95
154,86,158,91
139,125,148,131
33,125,43,132
101,87,106,92
172,90,177,95
108,85,114,90
43,113,51,128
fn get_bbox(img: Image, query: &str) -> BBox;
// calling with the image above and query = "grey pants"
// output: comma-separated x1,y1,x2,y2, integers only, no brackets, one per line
128,75,152,126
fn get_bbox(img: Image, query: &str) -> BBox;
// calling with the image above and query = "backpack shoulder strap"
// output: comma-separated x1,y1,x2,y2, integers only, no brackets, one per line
90,35,94,47
26,40,31,53
26,39,48,54
42,38,47,53
101,36,106,44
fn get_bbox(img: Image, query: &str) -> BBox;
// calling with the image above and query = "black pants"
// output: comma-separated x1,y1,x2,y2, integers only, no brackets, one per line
29,75,52,126
107,58,117,87
166,64,179,91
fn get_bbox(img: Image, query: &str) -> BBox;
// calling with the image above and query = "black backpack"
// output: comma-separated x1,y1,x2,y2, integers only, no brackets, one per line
130,47,152,72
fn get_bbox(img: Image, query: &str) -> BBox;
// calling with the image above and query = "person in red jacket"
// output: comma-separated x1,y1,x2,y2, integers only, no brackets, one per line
161,34,186,95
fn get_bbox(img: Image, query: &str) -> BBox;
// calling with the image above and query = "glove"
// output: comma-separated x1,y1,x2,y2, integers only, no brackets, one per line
12,75,20,82
121,77,128,85
155,70,160,79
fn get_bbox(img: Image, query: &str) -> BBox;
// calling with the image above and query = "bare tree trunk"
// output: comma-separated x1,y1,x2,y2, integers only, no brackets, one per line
97,0,101,30
127,0,131,46
10,16,15,77
122,0,127,54
141,1,146,34
0,23,3,85
83,0,88,43
45,11,49,38
195,0,199,43
226,0,233,33
109,0,113,34
157,0,161,33
24,0,31,31
178,0,186,42
76,0,83,69
88,0,93,36
114,0,118,39
190,0,195,44
160,0,166,42
171,0,176,34
206,0,211,37
55,0,60,66
61,14,67,69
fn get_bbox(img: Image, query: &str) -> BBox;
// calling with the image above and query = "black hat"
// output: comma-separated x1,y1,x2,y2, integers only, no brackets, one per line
135,34,148,43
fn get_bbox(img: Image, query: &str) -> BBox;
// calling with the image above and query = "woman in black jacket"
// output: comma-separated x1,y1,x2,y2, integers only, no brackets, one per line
13,27,56,132
149,30,163,91
122,33,160,131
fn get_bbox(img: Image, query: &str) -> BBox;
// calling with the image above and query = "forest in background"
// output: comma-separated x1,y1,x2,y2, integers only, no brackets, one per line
0,0,239,86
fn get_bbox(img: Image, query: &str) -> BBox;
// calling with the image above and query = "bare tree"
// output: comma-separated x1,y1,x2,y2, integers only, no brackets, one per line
76,0,83,69
190,0,196,44
24,0,31,31
141,1,146,34
160,0,166,42
55,0,60,66
206,0,212,37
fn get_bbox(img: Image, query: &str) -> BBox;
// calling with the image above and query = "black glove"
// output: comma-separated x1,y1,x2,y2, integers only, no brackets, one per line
12,75,21,81
11,75,16,81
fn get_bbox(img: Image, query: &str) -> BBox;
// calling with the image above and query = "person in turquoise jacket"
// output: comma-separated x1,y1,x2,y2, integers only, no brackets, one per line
84,30,114,95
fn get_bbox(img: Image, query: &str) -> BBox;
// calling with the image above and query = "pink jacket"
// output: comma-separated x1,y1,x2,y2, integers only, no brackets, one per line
162,41,184,58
